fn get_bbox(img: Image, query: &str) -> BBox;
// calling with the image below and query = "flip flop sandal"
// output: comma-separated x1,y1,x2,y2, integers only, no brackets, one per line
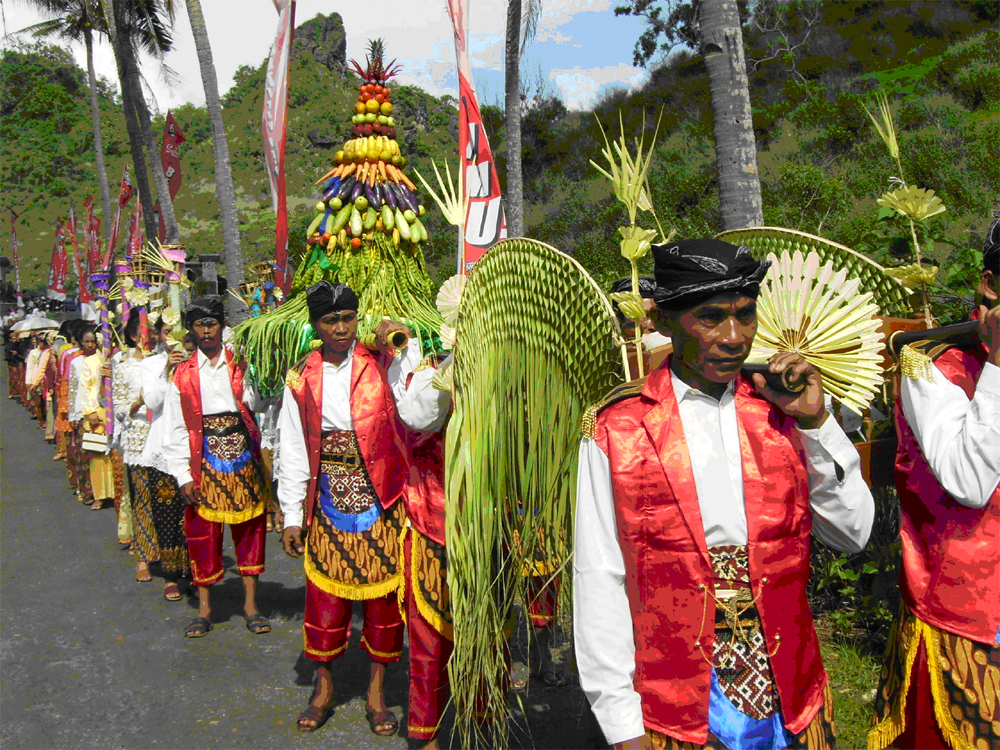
297,702,334,732
364,708,399,737
184,617,213,638
163,582,182,601
244,613,271,634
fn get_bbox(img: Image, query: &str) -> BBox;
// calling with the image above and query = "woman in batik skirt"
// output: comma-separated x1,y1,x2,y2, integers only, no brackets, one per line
136,318,191,601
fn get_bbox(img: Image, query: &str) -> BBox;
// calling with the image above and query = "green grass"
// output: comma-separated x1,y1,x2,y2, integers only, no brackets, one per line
817,619,883,750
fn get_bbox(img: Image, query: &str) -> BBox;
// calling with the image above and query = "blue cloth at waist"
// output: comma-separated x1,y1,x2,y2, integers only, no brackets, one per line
202,438,252,474
318,472,381,533
708,667,794,750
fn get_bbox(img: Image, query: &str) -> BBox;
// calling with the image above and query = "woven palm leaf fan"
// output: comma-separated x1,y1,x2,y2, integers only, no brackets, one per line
717,227,912,317
445,238,623,747
746,249,883,414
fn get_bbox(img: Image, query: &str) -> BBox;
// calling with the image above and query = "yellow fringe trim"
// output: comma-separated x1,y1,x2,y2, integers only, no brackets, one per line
411,530,454,642
397,526,409,627
868,616,976,750
408,722,441,738
302,632,348,660
360,635,402,661
303,549,401,601
195,501,264,525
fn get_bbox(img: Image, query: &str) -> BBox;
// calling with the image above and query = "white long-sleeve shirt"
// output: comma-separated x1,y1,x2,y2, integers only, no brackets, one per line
139,350,171,472
900,361,1000,508
275,341,427,529
161,348,259,487
573,371,875,745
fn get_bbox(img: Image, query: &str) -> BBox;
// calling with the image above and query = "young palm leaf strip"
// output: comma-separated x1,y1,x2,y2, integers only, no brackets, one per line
445,238,622,746
233,39,443,394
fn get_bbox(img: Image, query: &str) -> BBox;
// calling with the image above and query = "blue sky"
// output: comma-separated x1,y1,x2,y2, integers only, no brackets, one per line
1,0,653,112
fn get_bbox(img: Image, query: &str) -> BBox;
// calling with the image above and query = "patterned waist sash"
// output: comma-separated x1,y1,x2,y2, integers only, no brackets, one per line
317,429,380,533
706,545,779,722
198,412,266,524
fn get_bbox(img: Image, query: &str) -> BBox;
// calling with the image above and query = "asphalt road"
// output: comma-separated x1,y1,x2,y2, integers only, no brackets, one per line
0,364,603,750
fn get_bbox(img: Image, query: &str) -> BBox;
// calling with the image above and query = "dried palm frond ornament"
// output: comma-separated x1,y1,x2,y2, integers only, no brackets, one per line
444,237,622,746
745,249,884,414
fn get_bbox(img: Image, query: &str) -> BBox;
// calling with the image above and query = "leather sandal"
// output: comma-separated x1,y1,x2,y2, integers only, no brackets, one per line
184,617,212,638
364,707,399,737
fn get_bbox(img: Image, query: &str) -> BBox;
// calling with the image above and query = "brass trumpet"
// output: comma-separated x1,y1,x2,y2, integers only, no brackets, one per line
358,329,409,352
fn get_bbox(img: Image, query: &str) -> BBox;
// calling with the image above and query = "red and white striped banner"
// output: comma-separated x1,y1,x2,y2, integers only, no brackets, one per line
263,0,296,294
445,0,507,273
46,219,68,302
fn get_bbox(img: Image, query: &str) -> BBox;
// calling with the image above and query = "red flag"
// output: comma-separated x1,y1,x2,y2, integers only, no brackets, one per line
156,112,185,242
127,202,144,260
103,165,134,270
66,206,93,305
84,195,100,276
446,0,507,273
46,220,68,301
9,209,22,305
263,0,296,294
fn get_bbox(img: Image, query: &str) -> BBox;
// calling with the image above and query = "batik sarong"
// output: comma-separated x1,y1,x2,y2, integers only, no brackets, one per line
196,413,267,524
869,601,1000,750
134,464,188,574
128,465,159,564
112,450,132,544
302,430,406,663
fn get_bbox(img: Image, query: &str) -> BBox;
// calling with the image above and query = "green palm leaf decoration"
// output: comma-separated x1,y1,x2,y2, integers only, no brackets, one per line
445,238,623,746
716,227,911,317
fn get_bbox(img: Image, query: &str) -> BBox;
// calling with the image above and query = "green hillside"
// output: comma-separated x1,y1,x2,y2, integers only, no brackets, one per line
2,5,997,318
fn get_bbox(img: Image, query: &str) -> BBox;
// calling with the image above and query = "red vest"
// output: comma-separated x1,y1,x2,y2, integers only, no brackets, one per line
287,348,405,527
401,427,446,546
594,363,827,743
893,343,1000,644
173,349,260,488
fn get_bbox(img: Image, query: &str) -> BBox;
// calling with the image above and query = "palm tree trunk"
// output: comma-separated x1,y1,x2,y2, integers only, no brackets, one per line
504,0,524,238
186,0,243,320
107,4,157,246
700,0,763,231
83,27,113,241
128,71,180,243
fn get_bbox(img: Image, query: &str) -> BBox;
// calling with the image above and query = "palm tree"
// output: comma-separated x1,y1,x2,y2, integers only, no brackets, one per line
100,0,181,243
699,0,763,230
503,0,541,237
18,0,113,240
184,0,242,320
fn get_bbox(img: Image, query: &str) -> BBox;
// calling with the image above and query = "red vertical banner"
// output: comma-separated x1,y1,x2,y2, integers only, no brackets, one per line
84,195,100,277
446,0,507,273
103,165,134,271
9,210,22,306
263,0,296,294
46,220,68,301
127,202,144,260
66,206,93,305
156,112,185,242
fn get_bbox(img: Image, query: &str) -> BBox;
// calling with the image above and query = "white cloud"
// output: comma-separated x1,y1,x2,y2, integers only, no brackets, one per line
549,63,647,110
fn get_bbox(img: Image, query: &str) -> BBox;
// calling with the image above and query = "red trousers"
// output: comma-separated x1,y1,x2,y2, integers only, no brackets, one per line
527,573,559,628
403,531,453,740
897,640,951,749
184,507,266,586
303,583,403,664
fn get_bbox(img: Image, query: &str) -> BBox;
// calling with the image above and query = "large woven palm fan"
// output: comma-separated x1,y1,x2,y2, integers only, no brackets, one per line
445,238,622,747
717,227,911,317
746,249,883,414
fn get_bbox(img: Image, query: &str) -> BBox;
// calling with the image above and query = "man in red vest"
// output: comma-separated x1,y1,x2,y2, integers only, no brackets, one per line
161,297,271,639
574,238,875,750
277,282,410,738
869,219,1000,750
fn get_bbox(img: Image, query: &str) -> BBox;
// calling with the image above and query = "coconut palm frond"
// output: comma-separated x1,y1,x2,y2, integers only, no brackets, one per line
414,160,466,228
445,238,623,747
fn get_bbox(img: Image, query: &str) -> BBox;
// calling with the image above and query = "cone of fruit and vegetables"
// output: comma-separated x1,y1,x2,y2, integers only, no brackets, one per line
232,39,444,396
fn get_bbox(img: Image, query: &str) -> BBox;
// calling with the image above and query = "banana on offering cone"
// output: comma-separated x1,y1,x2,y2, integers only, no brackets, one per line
236,39,443,396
